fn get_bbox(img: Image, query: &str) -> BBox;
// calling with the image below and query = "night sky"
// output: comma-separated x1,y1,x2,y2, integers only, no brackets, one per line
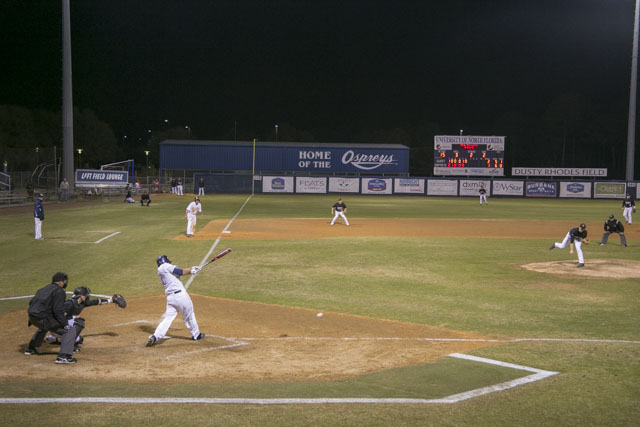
1,0,636,144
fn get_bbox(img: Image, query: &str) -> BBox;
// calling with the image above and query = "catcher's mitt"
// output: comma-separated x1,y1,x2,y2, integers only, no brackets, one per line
112,294,127,308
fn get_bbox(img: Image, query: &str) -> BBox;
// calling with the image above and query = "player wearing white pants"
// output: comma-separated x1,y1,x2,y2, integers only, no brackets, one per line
146,255,203,346
33,193,45,240
622,194,635,224
331,198,349,226
550,223,588,267
479,187,488,205
185,196,202,237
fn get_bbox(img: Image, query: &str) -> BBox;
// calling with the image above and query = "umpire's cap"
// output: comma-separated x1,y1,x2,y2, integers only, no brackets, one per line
52,272,69,288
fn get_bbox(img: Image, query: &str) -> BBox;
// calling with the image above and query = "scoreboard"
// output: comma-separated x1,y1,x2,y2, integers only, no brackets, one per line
433,135,505,176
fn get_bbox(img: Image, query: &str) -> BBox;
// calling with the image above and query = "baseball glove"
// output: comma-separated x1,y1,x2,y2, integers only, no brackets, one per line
112,294,127,308
633,207,637,214
582,237,590,245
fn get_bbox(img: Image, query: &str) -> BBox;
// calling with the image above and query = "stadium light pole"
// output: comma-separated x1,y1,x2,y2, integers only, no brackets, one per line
76,148,83,169
144,150,150,168
275,124,278,142
626,0,639,180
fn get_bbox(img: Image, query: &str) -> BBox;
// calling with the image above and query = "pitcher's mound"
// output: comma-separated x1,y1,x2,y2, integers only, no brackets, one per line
522,259,640,279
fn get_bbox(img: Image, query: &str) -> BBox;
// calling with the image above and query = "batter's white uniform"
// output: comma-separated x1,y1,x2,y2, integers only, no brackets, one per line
152,263,201,340
185,200,202,236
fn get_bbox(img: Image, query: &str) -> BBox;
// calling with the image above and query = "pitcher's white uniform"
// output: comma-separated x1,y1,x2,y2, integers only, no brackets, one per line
151,261,201,341
185,197,202,237
550,224,588,267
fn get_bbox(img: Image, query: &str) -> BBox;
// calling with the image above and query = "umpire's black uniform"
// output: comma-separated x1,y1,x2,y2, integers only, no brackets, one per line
600,216,627,247
26,273,78,359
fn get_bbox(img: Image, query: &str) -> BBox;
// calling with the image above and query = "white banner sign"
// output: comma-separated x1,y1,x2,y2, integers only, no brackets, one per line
459,180,491,196
361,178,392,194
262,176,294,193
295,177,327,193
328,177,359,193
492,180,524,196
559,182,592,198
433,167,504,177
512,167,607,177
427,179,458,196
393,178,425,194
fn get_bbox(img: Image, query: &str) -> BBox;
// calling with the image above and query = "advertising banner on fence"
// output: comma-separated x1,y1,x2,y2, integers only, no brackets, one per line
559,182,592,198
393,178,425,194
361,178,392,194
512,167,607,177
593,182,626,199
262,176,294,193
459,179,491,196
295,177,327,193
492,180,524,196
75,169,128,188
427,179,458,196
526,181,557,197
328,177,359,193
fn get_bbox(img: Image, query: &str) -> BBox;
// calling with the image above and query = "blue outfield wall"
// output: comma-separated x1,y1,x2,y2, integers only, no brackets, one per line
160,140,410,175
196,174,639,199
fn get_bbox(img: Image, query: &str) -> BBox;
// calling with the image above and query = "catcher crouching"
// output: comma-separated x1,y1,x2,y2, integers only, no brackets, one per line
46,287,126,352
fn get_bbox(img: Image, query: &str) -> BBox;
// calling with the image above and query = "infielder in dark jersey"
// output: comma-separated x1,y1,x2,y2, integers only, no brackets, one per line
550,223,588,267
600,214,627,247
331,198,349,226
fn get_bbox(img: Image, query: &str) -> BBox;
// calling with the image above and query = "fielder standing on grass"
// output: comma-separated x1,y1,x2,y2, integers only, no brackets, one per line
33,192,44,240
331,198,349,226
146,255,204,347
549,223,589,268
479,185,488,205
622,193,635,224
185,196,202,237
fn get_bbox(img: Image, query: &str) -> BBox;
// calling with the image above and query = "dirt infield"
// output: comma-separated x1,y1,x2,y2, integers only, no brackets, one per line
5,296,493,383
177,217,640,241
5,217,638,383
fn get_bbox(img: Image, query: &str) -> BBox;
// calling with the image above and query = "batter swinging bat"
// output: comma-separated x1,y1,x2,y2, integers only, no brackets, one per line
201,248,232,269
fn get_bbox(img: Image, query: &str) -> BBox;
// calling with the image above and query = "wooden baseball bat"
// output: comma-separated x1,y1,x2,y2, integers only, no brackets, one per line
200,248,232,268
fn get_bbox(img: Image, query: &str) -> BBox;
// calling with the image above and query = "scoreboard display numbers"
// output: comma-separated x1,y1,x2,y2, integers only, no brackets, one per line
433,135,505,176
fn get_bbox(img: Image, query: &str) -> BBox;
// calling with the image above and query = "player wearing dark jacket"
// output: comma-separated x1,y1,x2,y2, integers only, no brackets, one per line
33,193,45,239
25,273,79,364
600,214,627,247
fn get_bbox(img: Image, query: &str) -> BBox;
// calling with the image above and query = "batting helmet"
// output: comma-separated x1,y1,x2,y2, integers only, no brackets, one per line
156,255,171,266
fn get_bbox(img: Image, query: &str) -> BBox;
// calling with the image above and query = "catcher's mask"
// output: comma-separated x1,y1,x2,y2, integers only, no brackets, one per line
156,255,171,266
52,272,69,289
72,286,91,300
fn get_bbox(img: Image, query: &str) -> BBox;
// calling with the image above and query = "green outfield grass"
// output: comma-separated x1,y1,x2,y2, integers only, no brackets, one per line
0,194,638,426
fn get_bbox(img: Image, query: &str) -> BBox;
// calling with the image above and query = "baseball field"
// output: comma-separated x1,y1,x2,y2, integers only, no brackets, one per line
0,193,638,426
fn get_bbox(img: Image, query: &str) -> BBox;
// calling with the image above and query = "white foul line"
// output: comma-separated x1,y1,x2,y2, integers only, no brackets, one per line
185,194,253,289
0,353,558,405
62,231,120,244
